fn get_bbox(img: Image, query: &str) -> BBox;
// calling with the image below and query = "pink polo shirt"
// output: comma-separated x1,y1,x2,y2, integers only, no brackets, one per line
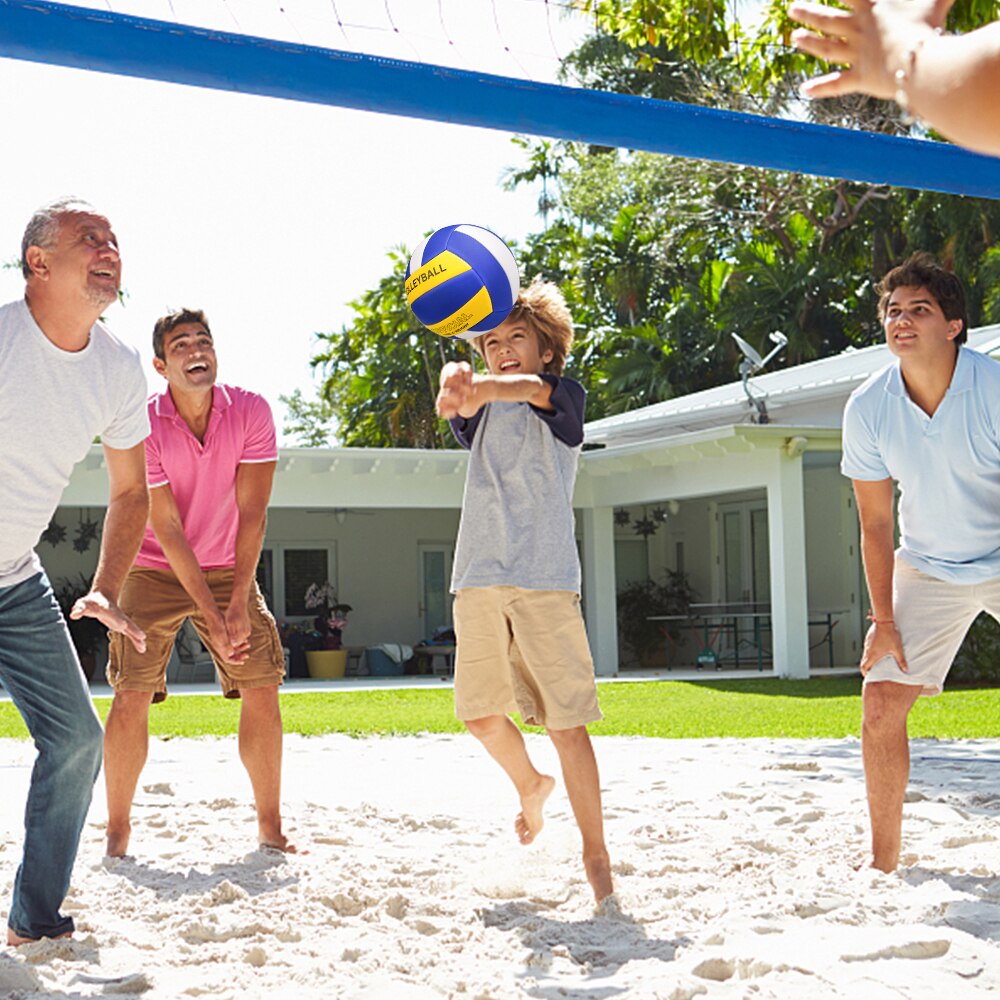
135,384,278,570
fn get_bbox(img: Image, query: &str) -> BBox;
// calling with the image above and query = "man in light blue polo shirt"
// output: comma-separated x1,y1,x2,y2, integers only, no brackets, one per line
842,252,1000,873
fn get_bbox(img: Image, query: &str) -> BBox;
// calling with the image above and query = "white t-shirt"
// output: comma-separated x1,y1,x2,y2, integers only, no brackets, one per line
0,298,150,588
841,346,1000,583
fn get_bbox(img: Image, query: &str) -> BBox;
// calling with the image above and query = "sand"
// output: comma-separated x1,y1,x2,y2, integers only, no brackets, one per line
1,732,999,998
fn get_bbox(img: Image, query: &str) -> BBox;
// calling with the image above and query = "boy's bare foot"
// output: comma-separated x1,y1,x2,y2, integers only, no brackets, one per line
7,929,72,947
584,849,614,903
259,827,298,853
515,774,556,845
105,826,131,858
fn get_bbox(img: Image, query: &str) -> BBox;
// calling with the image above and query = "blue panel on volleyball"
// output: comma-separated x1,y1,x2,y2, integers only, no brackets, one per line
404,224,520,339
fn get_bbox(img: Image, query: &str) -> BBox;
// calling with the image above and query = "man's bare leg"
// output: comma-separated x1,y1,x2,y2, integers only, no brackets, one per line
547,725,613,902
862,680,923,873
465,714,555,844
238,685,295,852
104,689,155,857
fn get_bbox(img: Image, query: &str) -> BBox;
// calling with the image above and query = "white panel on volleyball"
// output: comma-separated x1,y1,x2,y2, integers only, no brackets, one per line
456,225,521,300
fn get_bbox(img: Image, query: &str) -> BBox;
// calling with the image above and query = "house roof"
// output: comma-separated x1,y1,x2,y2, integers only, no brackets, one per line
583,324,1000,448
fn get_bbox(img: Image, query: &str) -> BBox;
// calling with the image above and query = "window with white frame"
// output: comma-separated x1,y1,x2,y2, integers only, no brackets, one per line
257,544,338,619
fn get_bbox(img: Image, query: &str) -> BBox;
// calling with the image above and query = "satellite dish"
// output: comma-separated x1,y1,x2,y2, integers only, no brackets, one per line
731,333,763,369
731,330,787,373
730,331,788,424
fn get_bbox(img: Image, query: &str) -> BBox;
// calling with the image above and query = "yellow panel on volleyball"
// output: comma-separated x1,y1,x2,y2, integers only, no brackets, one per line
404,250,472,304
428,286,494,338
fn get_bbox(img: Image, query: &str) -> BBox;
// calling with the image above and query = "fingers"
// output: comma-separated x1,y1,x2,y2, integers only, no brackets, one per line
788,0,862,37
790,28,854,63
930,0,956,27
124,621,148,654
73,597,147,654
892,643,909,674
435,395,459,419
800,69,862,99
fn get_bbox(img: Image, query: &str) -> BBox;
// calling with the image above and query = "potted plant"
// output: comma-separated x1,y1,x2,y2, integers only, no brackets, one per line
616,570,696,669
302,582,352,678
53,573,106,681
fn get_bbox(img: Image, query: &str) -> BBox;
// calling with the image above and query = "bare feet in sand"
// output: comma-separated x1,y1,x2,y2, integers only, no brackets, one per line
514,774,556,845
259,827,299,854
105,825,131,858
585,849,614,903
7,929,71,947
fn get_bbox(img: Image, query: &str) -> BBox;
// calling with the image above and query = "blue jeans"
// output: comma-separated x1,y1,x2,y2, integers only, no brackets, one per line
0,572,103,940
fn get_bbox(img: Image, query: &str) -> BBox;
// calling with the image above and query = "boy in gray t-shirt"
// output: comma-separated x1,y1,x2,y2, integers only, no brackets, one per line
435,279,612,904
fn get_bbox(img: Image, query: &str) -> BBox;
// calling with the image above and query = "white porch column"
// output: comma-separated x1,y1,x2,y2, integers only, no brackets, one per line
765,447,810,679
580,505,618,677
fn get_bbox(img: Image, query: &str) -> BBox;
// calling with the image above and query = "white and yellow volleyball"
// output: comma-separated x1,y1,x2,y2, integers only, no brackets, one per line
404,224,520,340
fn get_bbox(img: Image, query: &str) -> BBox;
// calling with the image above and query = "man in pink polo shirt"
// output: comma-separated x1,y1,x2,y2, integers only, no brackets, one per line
103,308,292,856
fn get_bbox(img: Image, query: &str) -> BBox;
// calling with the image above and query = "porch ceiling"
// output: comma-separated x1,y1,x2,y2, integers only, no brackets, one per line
61,427,841,510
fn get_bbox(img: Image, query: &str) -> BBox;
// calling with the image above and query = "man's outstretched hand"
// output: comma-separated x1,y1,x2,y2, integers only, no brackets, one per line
71,590,147,654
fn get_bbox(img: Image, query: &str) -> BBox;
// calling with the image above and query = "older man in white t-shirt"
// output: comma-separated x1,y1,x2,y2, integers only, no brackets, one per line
842,251,1000,873
0,198,149,943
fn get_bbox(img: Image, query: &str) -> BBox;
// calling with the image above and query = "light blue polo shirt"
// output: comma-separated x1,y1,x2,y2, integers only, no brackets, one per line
842,346,1000,584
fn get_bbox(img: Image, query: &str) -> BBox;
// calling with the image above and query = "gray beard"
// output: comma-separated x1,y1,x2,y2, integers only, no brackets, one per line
86,286,118,310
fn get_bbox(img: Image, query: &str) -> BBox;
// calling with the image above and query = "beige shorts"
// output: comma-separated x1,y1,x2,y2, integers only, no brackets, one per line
453,586,602,729
865,558,1000,696
108,567,285,702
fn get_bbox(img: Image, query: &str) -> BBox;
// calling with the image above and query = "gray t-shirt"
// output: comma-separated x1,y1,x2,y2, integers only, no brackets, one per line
0,298,150,588
449,374,585,593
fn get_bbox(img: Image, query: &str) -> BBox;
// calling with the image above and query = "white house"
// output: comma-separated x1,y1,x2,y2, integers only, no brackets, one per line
44,326,1000,681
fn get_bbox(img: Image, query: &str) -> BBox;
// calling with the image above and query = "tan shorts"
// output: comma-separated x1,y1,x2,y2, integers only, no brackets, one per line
453,586,602,729
107,567,285,702
865,557,1000,696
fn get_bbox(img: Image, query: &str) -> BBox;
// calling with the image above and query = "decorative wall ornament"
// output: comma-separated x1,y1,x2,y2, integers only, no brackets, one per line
41,519,67,548
73,511,101,553
632,516,658,538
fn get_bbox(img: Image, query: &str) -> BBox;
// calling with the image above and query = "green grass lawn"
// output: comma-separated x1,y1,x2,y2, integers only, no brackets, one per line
1,677,998,740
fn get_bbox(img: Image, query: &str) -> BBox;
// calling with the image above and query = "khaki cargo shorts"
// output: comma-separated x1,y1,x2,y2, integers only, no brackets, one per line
107,567,285,702
865,557,1000,696
453,586,602,729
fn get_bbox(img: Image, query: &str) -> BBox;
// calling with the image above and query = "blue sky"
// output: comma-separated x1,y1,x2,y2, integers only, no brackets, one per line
0,0,588,442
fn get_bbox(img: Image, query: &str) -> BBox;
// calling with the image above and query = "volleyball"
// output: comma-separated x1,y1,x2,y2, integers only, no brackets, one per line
404,224,520,340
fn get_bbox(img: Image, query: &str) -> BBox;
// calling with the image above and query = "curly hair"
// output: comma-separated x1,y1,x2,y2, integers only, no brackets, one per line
877,252,968,345
470,278,574,375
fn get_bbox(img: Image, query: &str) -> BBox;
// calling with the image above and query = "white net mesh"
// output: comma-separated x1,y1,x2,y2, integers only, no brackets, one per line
65,0,591,83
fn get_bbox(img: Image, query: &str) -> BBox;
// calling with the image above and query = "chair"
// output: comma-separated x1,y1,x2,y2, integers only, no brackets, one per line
166,619,218,684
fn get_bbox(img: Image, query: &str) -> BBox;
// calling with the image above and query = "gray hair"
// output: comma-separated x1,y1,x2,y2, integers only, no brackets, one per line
20,197,99,280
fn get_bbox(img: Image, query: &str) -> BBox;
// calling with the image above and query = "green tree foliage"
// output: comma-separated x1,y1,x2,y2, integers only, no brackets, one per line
579,0,1000,129
309,247,474,449
300,5,1000,443
279,389,336,447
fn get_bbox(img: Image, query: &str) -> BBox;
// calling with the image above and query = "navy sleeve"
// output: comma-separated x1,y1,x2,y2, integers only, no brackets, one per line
529,375,586,447
449,408,485,450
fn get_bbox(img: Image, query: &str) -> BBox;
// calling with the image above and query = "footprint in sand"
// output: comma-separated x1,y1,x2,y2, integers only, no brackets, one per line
691,957,735,982
243,946,267,967
205,798,238,811
795,810,823,824
942,833,997,848
142,782,174,796
842,940,950,962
